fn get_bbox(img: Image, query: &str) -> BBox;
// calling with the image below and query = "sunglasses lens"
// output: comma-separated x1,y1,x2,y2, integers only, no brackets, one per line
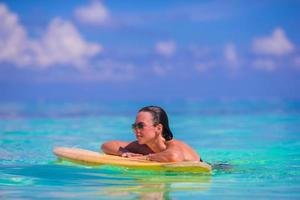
137,123,144,129
132,123,144,130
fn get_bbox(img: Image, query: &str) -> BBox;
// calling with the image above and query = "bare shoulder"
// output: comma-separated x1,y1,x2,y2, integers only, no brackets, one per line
166,139,191,149
167,139,200,161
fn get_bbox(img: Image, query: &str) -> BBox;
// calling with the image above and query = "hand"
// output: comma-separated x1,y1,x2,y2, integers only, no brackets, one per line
130,154,153,161
121,152,143,158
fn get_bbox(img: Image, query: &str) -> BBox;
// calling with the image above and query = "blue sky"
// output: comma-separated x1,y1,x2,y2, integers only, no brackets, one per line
0,0,300,102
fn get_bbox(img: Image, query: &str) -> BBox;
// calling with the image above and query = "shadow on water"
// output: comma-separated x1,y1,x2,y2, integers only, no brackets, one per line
211,163,234,171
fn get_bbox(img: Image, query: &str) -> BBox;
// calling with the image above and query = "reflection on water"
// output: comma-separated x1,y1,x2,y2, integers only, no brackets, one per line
102,168,211,200
104,180,211,200
0,164,211,199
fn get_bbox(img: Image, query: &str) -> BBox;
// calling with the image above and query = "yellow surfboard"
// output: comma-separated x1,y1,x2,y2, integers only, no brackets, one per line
53,147,212,173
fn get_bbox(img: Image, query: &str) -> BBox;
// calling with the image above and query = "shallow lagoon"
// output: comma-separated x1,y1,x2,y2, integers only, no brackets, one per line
1,100,300,199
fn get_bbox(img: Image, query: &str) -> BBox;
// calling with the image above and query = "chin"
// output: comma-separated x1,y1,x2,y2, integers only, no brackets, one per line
137,138,145,144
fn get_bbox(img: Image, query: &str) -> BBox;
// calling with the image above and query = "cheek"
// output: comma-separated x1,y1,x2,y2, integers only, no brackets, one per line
143,129,156,138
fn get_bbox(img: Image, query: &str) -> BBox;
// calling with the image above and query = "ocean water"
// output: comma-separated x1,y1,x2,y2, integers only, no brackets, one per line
1,100,300,199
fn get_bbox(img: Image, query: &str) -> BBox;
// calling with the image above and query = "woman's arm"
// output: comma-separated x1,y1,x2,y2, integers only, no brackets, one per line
145,147,184,162
101,140,131,156
101,140,151,156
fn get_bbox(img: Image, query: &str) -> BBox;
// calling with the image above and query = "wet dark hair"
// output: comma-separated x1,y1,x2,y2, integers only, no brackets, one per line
138,106,173,141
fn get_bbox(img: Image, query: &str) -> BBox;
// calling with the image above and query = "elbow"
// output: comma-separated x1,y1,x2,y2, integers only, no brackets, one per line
100,140,125,156
100,141,111,153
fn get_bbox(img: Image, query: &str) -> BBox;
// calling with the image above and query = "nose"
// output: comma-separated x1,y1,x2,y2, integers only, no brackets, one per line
133,127,140,133
133,128,142,137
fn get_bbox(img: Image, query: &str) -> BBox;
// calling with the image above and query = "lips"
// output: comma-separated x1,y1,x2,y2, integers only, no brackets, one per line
136,135,143,140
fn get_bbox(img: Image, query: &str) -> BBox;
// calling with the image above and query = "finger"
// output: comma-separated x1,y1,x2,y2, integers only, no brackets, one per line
121,153,129,157
133,156,147,160
130,153,143,157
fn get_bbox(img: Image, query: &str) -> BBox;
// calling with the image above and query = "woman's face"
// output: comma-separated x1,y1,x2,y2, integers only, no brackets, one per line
133,111,157,144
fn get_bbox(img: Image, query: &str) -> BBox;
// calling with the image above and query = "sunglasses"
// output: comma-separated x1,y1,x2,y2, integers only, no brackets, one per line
131,122,145,130
132,122,158,130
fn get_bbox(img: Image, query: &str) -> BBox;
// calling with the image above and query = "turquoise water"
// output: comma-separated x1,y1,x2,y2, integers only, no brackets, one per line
1,100,300,199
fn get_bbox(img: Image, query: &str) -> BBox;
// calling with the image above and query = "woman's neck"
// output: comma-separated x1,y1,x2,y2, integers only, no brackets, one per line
147,135,167,153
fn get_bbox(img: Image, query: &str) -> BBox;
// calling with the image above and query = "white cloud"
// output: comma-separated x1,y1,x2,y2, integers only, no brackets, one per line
224,43,239,68
32,18,102,68
0,3,29,66
155,40,176,57
74,1,110,25
252,28,294,56
0,3,102,69
253,59,276,71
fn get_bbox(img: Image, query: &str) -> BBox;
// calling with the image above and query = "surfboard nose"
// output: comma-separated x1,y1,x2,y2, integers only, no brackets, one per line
53,147,67,156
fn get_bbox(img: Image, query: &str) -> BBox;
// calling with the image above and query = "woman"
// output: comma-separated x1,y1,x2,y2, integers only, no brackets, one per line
101,106,202,162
